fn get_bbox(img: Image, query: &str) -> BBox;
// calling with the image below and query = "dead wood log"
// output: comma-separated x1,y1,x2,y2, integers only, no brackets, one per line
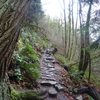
73,86,100,100
52,48,57,55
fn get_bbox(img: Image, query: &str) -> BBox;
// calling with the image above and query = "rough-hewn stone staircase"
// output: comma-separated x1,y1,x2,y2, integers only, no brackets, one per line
38,47,69,100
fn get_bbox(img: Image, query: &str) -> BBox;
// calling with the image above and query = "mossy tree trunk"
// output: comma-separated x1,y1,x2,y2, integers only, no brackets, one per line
82,2,92,77
71,0,78,60
63,0,67,56
79,0,85,72
79,0,92,78
67,0,71,58
70,0,75,60
0,0,33,99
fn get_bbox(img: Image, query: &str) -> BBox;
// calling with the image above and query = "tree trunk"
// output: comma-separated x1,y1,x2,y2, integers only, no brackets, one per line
82,2,92,77
79,0,85,72
79,0,92,78
71,0,78,60
67,0,71,58
63,0,67,56
70,0,75,60
0,0,32,99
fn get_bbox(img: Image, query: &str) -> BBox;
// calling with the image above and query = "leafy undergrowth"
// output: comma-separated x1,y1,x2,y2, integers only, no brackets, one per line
8,44,41,89
55,53,100,100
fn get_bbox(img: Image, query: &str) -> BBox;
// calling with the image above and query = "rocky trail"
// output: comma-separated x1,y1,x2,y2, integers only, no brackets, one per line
38,47,74,100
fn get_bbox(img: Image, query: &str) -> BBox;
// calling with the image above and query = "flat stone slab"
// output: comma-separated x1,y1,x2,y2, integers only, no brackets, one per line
41,77,56,81
44,59,51,63
55,84,64,91
41,72,47,74
48,88,57,97
42,71,54,75
41,77,49,79
41,67,49,70
48,68,56,72
44,57,54,60
47,64,54,68
49,81,57,85
44,71,54,75
44,54,50,57
40,81,51,86
41,72,54,76
46,75,52,77
41,76,55,80
40,81,57,86
46,78,56,81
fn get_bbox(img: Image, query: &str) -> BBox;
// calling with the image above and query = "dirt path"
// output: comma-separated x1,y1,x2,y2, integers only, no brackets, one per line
38,47,74,100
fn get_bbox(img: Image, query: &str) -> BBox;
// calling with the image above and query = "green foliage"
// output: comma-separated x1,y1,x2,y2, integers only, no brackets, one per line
74,88,78,93
21,27,51,52
21,28,36,46
70,70,83,80
55,54,66,64
14,69,22,81
19,91,41,100
14,44,41,80
8,68,22,81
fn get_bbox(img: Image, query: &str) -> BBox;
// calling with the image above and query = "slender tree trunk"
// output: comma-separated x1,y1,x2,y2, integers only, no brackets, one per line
75,0,78,46
63,0,67,56
70,0,75,60
0,0,32,99
79,0,85,71
67,0,71,58
71,0,78,60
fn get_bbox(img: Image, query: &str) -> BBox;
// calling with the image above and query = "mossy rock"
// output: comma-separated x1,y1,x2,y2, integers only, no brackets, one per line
10,87,41,100
19,90,41,100
10,87,20,100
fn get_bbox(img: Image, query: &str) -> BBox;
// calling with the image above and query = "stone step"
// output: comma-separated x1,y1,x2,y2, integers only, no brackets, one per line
55,84,64,91
41,77,56,81
44,57,54,60
48,87,57,97
40,81,58,86
48,68,56,72
47,64,54,68
44,59,51,63
41,72,54,76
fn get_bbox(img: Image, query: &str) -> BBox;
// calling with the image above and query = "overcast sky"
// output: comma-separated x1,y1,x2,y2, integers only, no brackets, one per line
41,0,100,19
41,0,80,24
41,0,63,18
